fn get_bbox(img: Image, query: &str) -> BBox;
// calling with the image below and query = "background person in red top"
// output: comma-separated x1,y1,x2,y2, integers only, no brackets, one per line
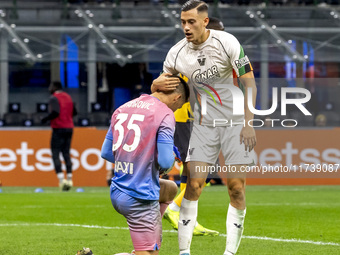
42,81,77,191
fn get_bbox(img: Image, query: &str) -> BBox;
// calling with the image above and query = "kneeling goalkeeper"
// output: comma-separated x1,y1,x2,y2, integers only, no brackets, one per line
101,76,189,255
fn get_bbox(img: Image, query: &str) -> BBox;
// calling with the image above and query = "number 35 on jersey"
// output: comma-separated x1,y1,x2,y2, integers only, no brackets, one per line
112,113,145,152
112,113,145,175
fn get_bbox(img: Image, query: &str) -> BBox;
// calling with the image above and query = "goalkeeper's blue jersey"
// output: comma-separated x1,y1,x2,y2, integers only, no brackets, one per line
105,94,175,201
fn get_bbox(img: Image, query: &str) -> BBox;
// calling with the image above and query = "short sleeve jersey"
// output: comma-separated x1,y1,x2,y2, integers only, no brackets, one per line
107,94,175,201
163,29,253,126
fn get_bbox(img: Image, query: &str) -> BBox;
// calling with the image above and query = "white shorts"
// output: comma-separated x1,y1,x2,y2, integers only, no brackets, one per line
186,123,255,166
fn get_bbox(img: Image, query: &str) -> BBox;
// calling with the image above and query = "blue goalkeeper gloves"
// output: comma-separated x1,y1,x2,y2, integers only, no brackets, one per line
173,145,181,163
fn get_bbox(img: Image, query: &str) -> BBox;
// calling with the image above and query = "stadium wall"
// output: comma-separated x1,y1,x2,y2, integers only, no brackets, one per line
0,127,339,186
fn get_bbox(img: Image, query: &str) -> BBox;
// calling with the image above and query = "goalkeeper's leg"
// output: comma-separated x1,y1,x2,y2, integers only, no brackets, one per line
159,179,178,217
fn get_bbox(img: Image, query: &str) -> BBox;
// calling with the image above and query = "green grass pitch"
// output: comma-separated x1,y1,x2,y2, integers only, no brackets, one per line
1,185,340,255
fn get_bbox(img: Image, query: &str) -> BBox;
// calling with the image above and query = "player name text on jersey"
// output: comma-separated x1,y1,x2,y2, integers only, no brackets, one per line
114,160,134,174
121,99,155,110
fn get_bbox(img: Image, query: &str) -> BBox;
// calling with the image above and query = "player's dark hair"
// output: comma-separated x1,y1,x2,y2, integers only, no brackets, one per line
52,81,62,90
207,17,225,31
171,75,190,103
181,0,208,13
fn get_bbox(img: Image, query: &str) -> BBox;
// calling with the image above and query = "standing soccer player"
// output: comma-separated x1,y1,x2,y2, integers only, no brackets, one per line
42,81,77,191
162,17,225,237
101,77,189,255
152,1,257,254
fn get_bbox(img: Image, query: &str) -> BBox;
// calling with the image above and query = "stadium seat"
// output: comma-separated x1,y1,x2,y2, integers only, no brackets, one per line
31,112,49,126
36,103,48,113
3,112,30,126
318,111,340,127
88,112,110,126
8,103,21,113
269,110,283,120
289,110,314,127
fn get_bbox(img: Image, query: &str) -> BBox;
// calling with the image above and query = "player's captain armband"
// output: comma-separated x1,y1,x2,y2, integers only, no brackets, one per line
234,55,253,76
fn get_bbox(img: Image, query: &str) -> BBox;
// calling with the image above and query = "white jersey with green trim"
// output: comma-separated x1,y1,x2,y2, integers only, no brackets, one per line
163,29,253,126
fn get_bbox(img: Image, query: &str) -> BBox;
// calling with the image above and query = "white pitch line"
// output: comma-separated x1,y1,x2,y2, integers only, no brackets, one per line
19,205,107,209
220,234,340,247
243,235,340,246
1,223,339,247
201,202,340,207
0,223,177,233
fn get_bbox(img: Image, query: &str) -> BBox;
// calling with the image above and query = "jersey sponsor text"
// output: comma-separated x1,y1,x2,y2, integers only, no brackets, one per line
192,65,220,85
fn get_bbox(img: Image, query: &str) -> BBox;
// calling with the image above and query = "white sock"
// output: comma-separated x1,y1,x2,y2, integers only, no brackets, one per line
66,173,73,181
224,204,246,255
169,201,180,212
178,198,198,254
224,252,235,255
57,172,64,184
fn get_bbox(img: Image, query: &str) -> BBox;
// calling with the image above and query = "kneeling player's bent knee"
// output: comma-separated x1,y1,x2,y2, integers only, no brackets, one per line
159,179,178,203
167,181,179,200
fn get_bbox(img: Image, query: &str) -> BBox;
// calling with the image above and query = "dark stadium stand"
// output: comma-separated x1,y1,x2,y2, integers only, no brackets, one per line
31,112,49,126
317,111,340,126
87,112,111,126
0,0,339,127
289,110,315,127
3,112,30,126
0,0,337,6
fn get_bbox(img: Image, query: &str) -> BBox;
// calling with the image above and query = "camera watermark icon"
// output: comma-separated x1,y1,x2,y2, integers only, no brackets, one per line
199,84,312,127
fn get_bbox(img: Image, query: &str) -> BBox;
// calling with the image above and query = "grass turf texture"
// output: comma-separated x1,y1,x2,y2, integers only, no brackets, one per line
0,186,339,255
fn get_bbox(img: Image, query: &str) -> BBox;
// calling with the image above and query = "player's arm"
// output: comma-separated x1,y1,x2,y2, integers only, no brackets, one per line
228,34,257,152
151,73,181,93
156,114,176,175
101,138,114,163
239,71,257,152
151,48,180,93
72,104,78,117
157,142,175,171
101,126,115,163
41,96,59,123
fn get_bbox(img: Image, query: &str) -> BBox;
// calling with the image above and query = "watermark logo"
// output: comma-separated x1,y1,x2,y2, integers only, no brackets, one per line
199,84,311,128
